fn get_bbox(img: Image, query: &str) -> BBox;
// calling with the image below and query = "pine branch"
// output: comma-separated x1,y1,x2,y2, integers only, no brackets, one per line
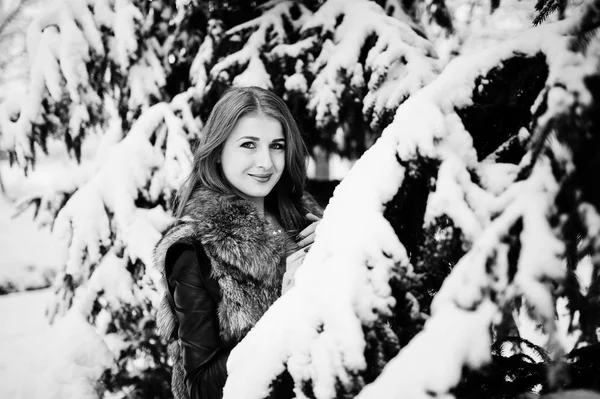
533,0,568,26
568,0,600,52
570,26,600,53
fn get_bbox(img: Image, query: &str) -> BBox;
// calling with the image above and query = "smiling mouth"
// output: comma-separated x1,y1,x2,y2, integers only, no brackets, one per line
249,174,272,182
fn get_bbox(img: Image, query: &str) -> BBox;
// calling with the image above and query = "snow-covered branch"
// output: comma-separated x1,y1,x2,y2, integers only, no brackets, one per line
0,0,169,167
48,101,192,317
209,1,313,89
223,16,590,399
298,0,439,132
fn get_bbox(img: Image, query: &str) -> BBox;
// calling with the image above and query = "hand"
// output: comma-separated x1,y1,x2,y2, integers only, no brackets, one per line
282,245,309,293
282,213,321,293
295,213,321,250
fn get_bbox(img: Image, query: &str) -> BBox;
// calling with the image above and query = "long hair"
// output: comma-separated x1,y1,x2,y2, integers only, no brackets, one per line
174,86,309,233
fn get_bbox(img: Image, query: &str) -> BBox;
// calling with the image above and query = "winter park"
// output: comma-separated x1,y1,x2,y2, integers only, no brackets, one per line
0,0,599,398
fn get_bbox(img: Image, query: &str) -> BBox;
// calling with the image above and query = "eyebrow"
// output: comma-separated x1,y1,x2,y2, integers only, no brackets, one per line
237,136,285,142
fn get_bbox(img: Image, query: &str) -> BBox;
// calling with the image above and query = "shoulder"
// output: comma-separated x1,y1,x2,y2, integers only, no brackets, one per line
165,242,199,276
165,242,206,288
165,241,222,301
153,220,200,277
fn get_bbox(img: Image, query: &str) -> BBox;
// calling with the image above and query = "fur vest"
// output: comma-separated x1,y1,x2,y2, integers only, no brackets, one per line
153,188,320,398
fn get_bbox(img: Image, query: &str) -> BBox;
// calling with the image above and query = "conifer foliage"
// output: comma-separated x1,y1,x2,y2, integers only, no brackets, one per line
0,0,599,398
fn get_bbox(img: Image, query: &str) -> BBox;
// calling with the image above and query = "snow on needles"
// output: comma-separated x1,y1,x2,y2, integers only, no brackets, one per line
224,18,577,399
53,103,190,290
0,0,163,165
296,0,439,131
355,21,574,399
24,100,194,397
210,1,313,89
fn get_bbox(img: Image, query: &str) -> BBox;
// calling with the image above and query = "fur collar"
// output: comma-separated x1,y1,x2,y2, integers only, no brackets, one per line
154,188,294,344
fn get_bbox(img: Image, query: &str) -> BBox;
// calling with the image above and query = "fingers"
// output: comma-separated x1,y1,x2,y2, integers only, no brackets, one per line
283,244,314,294
284,253,304,292
299,221,318,237
301,243,312,253
297,220,319,248
286,244,312,271
287,247,306,264
305,213,320,222
296,232,315,249
282,268,296,294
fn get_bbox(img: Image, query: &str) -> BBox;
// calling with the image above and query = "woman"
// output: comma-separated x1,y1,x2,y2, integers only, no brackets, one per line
154,86,322,399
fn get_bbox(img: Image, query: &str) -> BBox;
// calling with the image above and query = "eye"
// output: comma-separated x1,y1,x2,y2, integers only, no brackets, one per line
241,141,256,149
270,142,285,150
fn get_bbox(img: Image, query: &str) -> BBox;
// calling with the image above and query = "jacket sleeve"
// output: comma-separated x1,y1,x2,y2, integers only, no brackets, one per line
166,243,228,399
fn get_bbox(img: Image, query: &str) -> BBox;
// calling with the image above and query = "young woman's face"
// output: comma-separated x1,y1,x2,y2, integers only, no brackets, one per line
220,114,286,205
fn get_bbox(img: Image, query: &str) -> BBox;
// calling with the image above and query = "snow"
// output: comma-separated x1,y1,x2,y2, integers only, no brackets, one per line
476,161,520,195
0,197,156,398
224,122,409,399
224,7,588,398
1,0,596,397
114,0,143,70
17,298,117,399
59,18,92,101
0,289,114,399
284,70,308,94
356,301,497,399
190,19,223,91
449,0,538,56
297,0,439,132
34,27,62,101
127,46,167,110
0,289,53,399
233,55,272,89
211,1,313,89
53,103,188,280
357,15,588,397
1,0,170,168
0,195,58,290
0,149,70,293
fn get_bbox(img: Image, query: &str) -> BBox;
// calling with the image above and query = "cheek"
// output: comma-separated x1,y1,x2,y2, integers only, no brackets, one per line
220,155,238,180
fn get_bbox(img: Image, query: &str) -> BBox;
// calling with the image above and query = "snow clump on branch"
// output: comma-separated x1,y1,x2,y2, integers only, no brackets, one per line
0,0,167,167
223,16,589,399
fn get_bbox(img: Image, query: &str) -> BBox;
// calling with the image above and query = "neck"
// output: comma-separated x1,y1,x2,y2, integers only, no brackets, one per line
248,196,265,215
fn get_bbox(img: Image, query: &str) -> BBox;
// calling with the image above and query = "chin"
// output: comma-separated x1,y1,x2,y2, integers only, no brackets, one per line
247,186,276,198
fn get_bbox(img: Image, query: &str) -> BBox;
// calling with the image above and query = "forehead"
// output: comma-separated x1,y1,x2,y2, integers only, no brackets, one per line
228,114,284,140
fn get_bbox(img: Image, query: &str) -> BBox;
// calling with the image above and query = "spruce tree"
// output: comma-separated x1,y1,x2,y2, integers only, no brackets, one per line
0,0,599,398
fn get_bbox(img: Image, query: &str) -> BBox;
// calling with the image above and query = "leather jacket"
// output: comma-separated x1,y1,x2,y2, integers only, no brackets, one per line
165,242,229,399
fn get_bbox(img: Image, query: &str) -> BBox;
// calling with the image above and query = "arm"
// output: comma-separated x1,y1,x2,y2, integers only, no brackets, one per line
166,243,228,399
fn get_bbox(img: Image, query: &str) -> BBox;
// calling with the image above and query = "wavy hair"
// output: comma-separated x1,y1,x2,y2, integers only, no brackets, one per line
174,86,309,233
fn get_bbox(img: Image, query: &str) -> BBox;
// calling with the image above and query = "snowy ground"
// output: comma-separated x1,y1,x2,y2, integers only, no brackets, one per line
0,289,52,398
0,160,64,397
0,121,83,396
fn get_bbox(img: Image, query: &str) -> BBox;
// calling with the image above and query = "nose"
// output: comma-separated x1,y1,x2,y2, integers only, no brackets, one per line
256,147,274,170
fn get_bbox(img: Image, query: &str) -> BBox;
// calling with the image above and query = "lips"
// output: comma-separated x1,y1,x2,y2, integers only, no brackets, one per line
249,173,272,183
